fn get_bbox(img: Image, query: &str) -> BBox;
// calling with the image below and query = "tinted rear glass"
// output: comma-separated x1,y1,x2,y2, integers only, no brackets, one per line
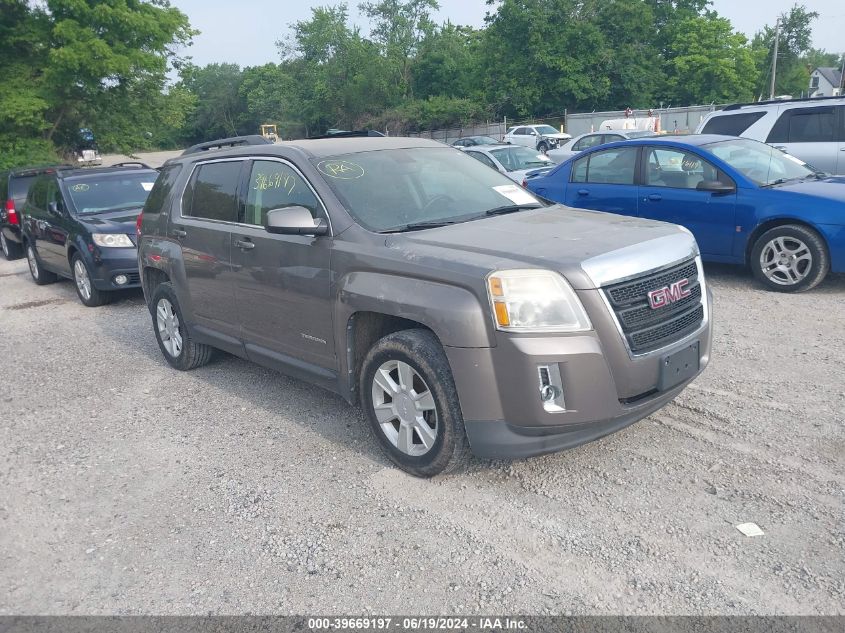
143,164,182,216
188,161,242,222
10,175,39,200
701,112,766,136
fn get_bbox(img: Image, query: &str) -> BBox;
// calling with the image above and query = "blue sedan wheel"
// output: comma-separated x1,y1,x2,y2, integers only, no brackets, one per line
750,225,829,293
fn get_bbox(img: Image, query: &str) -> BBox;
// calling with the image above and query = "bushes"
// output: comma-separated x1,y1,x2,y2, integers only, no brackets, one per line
0,136,62,171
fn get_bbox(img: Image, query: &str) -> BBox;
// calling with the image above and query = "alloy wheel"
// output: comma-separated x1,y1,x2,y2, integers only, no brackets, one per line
759,236,813,286
26,246,39,279
73,259,92,301
371,359,438,457
156,298,183,358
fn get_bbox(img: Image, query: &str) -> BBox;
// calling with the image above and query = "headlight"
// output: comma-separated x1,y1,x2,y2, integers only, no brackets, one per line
487,269,592,332
92,233,134,248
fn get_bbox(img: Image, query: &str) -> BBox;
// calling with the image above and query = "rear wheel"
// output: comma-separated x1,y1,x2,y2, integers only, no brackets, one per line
150,282,214,370
72,254,111,307
360,329,469,477
1,233,21,260
25,243,57,285
750,224,828,293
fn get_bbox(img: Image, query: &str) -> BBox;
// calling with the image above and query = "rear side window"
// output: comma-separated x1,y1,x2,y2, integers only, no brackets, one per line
27,178,50,209
143,165,182,216
573,135,604,151
466,151,498,170
571,147,638,185
185,161,242,222
701,112,766,136
767,107,837,143
10,175,38,201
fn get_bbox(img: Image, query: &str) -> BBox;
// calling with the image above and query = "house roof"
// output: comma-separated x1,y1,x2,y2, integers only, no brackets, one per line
815,67,843,88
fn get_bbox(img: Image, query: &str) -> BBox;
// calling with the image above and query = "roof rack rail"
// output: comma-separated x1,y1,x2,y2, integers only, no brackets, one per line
11,164,74,177
182,135,272,156
722,94,845,111
308,130,386,139
110,161,153,169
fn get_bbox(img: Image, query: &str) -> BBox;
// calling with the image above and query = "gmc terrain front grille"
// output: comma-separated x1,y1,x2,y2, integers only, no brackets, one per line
603,259,704,354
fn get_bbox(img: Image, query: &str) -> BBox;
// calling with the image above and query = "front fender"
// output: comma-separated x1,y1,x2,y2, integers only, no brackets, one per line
335,272,494,349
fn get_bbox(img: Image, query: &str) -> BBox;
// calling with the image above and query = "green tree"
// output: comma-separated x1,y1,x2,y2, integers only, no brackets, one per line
665,14,756,105
42,0,194,150
752,4,819,98
179,63,248,143
412,22,482,100
359,0,439,98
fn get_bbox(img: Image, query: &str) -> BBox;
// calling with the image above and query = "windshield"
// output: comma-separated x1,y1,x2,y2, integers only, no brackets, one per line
67,173,157,214
535,125,560,136
312,147,543,232
703,138,816,186
491,146,551,171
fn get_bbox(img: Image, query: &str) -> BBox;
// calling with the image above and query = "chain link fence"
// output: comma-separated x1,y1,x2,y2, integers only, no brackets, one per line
406,106,718,142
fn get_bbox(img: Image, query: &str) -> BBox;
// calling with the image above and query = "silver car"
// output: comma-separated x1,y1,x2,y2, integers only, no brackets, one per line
547,130,658,164
461,144,553,182
503,124,571,153
695,96,845,175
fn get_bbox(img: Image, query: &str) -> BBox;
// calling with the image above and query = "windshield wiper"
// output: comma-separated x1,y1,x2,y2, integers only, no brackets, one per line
485,203,542,217
380,220,459,233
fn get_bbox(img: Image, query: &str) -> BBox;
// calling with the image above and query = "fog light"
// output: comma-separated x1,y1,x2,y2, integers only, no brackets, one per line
114,274,129,286
537,364,566,412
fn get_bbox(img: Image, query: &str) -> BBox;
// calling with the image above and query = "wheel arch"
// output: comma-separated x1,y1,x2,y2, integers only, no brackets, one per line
745,217,829,265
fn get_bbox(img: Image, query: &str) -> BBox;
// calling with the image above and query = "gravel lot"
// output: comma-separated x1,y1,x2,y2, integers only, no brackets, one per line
0,254,843,615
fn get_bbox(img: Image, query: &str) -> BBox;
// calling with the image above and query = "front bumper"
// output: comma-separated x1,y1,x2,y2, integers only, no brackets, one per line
88,248,141,291
445,289,712,459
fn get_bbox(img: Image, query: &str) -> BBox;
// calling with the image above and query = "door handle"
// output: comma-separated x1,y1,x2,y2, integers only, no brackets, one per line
577,189,589,196
235,239,255,250
647,194,662,201
171,229,187,238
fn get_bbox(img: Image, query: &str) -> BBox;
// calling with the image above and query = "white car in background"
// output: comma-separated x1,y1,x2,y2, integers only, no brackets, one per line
461,144,553,183
547,130,657,164
503,124,571,153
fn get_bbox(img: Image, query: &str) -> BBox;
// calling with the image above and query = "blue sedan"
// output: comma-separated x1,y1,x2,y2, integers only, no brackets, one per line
524,134,845,292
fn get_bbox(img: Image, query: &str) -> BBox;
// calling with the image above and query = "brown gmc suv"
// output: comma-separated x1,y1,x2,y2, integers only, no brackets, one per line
138,135,712,476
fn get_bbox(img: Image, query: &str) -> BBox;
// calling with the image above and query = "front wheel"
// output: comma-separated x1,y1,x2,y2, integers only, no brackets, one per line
537,141,549,154
72,254,111,307
360,329,470,477
750,224,829,293
25,243,57,285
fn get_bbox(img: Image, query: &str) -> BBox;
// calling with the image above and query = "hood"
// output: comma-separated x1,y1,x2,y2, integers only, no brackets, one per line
395,205,698,290
544,133,571,140
770,176,845,203
79,208,142,233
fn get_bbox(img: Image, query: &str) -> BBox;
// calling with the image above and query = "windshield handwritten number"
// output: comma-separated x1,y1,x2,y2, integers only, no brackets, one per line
254,172,295,194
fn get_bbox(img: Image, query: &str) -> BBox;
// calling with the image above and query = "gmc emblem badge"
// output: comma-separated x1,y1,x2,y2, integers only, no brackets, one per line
648,279,691,310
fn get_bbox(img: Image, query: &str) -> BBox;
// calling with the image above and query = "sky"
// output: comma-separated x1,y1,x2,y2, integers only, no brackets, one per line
168,0,845,70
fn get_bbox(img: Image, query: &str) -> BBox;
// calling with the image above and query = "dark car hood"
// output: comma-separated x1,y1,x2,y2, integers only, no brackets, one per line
394,205,698,290
79,208,142,233
772,177,845,203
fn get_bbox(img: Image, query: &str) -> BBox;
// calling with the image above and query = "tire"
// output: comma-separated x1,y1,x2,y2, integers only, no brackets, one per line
25,242,58,285
360,328,470,477
71,254,111,307
750,224,829,293
1,232,21,260
537,141,549,154
150,281,214,370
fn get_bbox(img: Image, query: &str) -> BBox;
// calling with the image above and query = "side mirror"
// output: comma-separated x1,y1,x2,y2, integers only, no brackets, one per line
265,206,328,236
47,201,63,215
529,130,538,136
697,180,736,195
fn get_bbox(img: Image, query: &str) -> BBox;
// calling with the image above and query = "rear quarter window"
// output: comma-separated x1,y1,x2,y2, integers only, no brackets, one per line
143,165,182,217
701,112,766,136
10,175,39,202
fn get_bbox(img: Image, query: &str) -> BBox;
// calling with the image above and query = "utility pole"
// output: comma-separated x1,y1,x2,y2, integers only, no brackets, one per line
769,18,780,100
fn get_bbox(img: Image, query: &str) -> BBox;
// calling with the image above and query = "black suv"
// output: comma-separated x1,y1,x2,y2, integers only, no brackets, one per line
1,165,70,260
21,163,159,306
